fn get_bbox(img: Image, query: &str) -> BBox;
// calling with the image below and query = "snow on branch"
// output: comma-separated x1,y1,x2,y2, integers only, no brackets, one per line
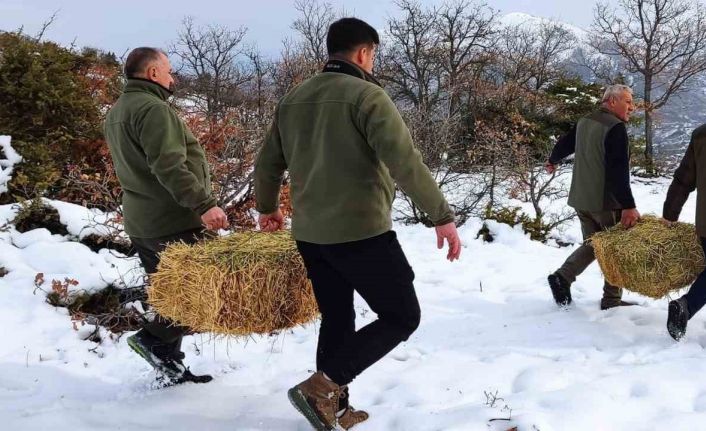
0,136,22,194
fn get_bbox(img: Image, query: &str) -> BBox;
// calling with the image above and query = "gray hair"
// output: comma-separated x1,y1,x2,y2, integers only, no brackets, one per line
602,84,633,103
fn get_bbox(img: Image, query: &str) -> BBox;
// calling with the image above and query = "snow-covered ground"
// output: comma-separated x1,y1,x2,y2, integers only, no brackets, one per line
0,176,703,431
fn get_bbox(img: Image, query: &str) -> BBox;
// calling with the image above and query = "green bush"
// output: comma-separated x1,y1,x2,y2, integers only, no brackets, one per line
0,32,121,202
479,205,555,242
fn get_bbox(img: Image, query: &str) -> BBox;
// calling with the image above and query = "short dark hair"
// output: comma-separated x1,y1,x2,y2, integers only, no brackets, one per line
326,18,380,56
124,47,166,78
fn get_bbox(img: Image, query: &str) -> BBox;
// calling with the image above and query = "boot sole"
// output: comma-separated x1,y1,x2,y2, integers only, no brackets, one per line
153,374,212,387
287,387,338,431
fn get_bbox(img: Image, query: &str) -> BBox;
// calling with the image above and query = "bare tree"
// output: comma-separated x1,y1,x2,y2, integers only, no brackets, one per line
272,0,339,98
509,154,574,237
379,0,501,227
272,37,320,98
216,51,277,212
35,10,60,42
380,0,443,110
168,18,282,226
170,16,251,120
497,20,576,90
471,108,516,210
394,107,488,226
574,45,625,84
244,48,274,116
291,0,337,64
591,0,706,171
435,0,497,115
532,22,577,90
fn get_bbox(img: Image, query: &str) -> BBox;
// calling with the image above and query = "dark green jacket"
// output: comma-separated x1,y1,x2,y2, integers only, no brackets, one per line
104,79,216,238
255,60,453,244
664,124,706,237
564,109,634,211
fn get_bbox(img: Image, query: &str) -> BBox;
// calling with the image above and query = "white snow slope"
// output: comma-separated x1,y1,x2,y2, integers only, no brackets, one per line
0,176,704,431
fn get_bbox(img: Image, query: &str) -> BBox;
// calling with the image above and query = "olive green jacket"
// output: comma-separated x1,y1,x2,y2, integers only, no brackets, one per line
255,60,454,244
104,79,216,238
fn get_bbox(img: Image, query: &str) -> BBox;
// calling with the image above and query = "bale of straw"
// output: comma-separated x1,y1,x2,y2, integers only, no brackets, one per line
148,230,318,336
592,215,705,299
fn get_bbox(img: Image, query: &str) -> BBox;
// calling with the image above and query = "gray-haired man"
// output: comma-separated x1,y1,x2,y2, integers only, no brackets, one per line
544,84,640,310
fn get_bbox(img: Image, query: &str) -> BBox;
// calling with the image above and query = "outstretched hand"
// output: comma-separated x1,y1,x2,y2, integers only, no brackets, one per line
435,222,461,262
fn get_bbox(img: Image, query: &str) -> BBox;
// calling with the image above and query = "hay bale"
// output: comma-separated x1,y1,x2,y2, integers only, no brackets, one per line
148,231,318,336
592,215,705,299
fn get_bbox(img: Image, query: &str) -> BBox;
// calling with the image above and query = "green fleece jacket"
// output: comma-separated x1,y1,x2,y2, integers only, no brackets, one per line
664,124,706,237
104,79,216,238
255,60,454,244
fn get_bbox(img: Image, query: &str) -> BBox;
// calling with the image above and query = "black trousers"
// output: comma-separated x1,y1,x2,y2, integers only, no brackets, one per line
296,231,421,386
130,228,205,347
683,237,706,318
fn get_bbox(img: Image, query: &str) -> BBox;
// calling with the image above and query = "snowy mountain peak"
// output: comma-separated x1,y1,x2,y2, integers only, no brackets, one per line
499,12,588,40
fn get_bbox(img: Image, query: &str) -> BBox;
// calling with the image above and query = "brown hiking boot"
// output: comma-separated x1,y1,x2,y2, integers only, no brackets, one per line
288,371,341,430
338,406,369,429
600,299,638,310
338,385,369,430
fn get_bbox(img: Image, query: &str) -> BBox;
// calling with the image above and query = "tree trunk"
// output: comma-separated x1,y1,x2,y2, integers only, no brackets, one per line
643,75,654,174
489,161,496,210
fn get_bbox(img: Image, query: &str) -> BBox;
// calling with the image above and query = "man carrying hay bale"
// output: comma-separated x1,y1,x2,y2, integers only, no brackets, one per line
104,47,229,385
255,17,462,431
544,84,641,310
663,125,706,340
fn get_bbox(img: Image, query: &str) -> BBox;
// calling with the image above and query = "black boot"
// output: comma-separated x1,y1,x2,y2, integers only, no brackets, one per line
548,272,572,307
127,330,213,385
667,297,690,341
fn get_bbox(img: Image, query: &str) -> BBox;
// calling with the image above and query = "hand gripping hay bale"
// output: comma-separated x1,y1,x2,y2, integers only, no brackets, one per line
148,231,318,336
592,215,705,299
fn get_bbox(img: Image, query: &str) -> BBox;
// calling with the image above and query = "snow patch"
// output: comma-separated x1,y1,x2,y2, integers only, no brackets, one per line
0,136,22,194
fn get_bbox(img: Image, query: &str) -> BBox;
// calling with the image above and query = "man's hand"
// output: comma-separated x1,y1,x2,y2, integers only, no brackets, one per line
660,217,675,228
621,208,640,229
201,206,229,230
259,209,284,232
435,222,461,262
544,160,556,175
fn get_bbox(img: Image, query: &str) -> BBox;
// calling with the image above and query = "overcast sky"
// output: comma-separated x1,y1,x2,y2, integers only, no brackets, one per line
1,0,617,58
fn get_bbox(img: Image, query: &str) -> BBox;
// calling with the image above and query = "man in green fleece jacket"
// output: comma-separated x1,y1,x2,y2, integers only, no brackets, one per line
662,125,706,340
104,47,228,385
255,18,461,430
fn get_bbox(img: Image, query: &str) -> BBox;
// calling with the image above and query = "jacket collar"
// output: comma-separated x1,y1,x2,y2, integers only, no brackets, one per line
598,106,623,122
123,78,173,101
322,59,382,87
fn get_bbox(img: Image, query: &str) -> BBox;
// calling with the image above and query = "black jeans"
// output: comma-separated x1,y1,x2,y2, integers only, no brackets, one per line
296,231,421,386
130,228,206,347
683,237,706,318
